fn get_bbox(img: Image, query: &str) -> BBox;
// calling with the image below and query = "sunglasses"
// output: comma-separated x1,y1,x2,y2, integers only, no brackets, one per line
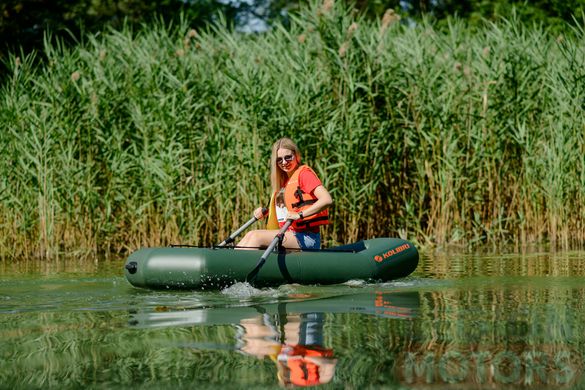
276,154,295,164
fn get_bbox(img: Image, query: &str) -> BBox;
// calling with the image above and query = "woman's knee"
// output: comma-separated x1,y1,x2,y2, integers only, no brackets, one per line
241,230,269,247
282,232,300,249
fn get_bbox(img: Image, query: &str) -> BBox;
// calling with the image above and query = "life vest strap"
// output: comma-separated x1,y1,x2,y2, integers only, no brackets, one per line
292,199,317,208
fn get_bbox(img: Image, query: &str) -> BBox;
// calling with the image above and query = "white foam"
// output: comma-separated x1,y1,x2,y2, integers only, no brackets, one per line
343,279,367,287
221,282,279,298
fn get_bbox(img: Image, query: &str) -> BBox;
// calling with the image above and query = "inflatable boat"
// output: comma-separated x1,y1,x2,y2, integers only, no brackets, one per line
124,237,419,290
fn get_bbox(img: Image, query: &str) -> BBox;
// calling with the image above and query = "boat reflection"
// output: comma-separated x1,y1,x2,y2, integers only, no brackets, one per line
128,291,420,328
128,291,419,388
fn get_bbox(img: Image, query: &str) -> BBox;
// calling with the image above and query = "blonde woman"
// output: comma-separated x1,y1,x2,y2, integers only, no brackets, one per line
238,138,332,250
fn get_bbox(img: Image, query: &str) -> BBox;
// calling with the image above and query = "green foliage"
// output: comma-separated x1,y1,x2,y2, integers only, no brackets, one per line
0,0,234,59
0,1,584,258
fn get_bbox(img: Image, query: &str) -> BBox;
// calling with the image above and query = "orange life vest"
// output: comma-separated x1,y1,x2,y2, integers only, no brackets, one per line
283,165,329,231
280,345,334,387
288,359,321,386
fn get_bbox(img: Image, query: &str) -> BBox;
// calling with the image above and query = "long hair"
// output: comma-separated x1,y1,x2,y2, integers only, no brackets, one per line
270,137,301,194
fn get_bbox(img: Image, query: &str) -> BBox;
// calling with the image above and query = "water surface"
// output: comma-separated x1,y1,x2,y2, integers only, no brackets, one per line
1,251,584,389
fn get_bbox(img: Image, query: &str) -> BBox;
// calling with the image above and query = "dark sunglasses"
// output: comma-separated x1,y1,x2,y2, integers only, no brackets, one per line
276,154,295,164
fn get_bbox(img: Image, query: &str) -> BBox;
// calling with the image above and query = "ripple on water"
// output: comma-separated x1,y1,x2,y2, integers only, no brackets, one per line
340,276,443,290
379,277,445,289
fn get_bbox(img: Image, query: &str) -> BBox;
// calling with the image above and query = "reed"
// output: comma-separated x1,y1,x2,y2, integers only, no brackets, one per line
0,1,584,258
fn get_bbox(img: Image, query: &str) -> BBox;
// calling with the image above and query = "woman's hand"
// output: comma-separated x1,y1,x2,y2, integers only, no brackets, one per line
286,211,302,221
253,207,266,220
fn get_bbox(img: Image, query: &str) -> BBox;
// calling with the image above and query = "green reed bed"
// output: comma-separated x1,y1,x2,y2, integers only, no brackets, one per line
0,2,584,258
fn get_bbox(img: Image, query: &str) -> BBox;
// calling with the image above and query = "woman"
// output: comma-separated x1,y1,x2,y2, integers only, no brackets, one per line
238,137,332,250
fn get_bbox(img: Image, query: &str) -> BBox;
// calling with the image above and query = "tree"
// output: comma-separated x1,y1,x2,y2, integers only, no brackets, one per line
2,0,583,57
0,0,237,57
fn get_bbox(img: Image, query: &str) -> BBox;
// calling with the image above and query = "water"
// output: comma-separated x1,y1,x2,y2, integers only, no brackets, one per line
1,251,585,389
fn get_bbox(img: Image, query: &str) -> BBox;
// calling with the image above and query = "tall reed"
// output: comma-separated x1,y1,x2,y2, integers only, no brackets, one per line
0,1,584,258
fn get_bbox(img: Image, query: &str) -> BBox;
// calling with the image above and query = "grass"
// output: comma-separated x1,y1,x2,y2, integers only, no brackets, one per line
0,1,584,258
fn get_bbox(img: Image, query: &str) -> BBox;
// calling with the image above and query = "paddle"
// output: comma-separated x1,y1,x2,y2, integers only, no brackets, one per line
217,208,268,247
246,219,293,283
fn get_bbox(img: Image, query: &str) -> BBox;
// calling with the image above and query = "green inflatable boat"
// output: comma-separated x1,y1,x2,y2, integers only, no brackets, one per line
124,237,419,290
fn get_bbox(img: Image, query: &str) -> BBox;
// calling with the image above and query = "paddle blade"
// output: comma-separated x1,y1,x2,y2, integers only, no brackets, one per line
246,219,292,284
245,259,266,283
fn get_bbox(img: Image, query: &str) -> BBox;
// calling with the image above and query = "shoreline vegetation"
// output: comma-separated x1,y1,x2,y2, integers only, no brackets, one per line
1,2,584,259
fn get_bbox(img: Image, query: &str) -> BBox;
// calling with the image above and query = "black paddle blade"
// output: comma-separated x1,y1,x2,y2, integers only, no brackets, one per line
246,219,292,284
246,259,266,283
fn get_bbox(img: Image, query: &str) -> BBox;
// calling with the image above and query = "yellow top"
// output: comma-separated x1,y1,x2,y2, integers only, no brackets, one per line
266,191,280,230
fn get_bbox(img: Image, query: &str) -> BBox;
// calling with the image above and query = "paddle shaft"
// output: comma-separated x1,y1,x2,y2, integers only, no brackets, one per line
217,208,268,247
246,219,293,282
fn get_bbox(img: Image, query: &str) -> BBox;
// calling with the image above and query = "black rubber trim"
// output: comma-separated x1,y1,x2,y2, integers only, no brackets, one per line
277,250,294,284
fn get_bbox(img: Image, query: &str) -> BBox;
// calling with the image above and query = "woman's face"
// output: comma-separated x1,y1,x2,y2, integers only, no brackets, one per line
276,148,298,174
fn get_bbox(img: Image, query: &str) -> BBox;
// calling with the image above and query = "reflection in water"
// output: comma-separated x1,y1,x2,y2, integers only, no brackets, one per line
239,313,337,387
420,250,585,279
392,281,585,387
129,291,419,387
128,291,420,328
3,252,585,389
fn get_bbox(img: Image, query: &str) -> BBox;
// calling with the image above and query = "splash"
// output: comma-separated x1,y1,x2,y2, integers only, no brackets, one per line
221,282,280,299
343,279,367,287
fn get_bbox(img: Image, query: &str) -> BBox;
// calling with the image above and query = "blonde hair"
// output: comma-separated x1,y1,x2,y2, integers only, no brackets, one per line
270,137,301,194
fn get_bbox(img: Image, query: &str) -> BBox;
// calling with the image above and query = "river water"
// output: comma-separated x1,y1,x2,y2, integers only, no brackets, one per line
1,250,584,389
